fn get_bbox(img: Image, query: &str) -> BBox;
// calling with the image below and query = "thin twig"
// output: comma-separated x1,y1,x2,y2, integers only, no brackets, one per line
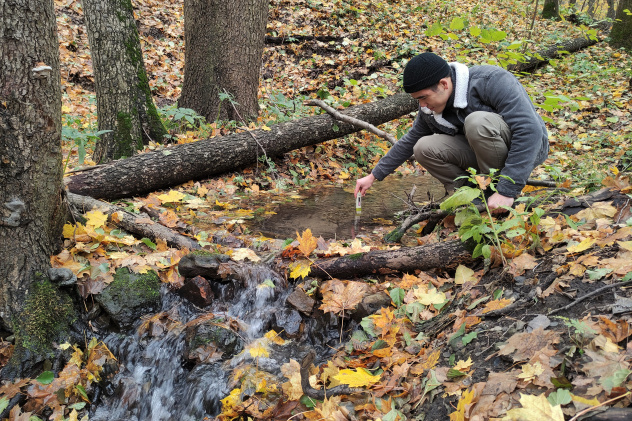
304,99,398,145
548,280,632,316
568,391,631,421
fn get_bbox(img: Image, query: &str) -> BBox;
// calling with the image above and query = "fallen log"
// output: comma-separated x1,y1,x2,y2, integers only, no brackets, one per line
66,94,418,200
508,36,599,73
309,240,473,279
66,192,201,250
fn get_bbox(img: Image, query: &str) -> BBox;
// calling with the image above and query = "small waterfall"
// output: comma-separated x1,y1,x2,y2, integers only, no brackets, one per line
91,264,293,420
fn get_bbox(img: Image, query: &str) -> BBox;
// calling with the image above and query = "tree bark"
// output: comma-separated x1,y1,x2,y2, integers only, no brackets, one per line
309,240,473,279
609,0,632,50
179,0,268,122
82,0,167,163
507,36,599,73
542,0,561,19
66,93,418,199
0,0,70,378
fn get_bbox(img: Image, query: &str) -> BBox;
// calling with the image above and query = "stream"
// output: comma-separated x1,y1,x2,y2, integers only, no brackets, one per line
90,174,440,420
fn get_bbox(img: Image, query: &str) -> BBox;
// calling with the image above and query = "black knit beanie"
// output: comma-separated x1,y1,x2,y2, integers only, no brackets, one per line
402,52,451,93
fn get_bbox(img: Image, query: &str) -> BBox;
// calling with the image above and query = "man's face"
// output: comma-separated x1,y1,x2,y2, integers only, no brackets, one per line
410,78,451,113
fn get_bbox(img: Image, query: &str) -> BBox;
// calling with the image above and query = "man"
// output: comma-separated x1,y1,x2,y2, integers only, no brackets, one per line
354,52,549,210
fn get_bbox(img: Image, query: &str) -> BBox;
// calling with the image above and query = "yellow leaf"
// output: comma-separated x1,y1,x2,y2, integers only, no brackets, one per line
157,190,185,203
281,359,303,400
319,280,369,315
264,330,286,345
261,125,271,131
454,265,476,285
570,394,600,406
289,259,312,279
567,238,595,253
516,362,544,382
339,171,350,180
617,240,632,252
296,229,317,257
85,210,108,228
413,285,446,307
347,237,371,254
502,393,564,421
450,387,475,421
576,202,618,221
453,357,473,372
248,343,269,358
333,368,381,388
231,248,261,263
221,388,242,410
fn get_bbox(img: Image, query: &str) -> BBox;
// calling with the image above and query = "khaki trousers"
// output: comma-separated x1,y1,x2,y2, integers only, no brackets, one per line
412,111,512,192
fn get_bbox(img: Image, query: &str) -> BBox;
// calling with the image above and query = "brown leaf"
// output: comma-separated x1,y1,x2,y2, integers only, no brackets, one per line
482,371,518,395
582,349,628,378
497,328,559,362
598,316,632,343
319,280,368,315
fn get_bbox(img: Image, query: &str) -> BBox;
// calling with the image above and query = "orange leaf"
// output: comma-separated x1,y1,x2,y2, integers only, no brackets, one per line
296,229,317,257
481,298,513,314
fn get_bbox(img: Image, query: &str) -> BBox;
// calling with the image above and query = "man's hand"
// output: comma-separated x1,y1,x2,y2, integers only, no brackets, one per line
355,173,376,197
487,192,514,212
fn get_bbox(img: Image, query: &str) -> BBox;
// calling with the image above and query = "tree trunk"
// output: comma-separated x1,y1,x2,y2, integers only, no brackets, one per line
66,93,418,199
0,0,72,378
179,0,268,122
542,0,561,19
82,0,167,163
610,0,632,50
309,240,474,279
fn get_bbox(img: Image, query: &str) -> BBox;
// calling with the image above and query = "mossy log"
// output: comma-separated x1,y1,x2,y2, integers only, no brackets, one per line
507,36,599,73
65,93,418,199
309,240,473,279
67,192,201,250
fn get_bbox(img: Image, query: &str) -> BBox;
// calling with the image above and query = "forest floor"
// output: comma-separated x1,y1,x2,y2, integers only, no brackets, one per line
2,0,632,420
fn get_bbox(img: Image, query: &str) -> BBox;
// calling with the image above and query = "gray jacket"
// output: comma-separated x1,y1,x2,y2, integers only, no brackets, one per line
372,63,549,198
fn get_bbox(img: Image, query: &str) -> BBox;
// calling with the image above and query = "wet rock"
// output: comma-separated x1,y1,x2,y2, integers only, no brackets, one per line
178,275,214,308
352,292,392,321
185,319,244,362
272,309,303,338
95,268,161,329
286,288,315,315
178,252,232,281
48,267,77,286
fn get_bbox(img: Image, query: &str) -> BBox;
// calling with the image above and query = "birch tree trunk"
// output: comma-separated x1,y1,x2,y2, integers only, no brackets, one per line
83,0,167,163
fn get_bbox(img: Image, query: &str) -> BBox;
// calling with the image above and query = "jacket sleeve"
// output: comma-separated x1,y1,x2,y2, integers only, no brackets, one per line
477,68,547,198
371,110,433,181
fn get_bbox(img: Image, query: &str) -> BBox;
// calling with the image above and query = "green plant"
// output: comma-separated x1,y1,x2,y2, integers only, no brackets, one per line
158,104,206,137
555,316,597,350
61,114,111,167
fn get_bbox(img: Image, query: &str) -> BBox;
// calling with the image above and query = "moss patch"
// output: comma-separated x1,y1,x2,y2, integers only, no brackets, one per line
13,278,76,358
95,267,161,328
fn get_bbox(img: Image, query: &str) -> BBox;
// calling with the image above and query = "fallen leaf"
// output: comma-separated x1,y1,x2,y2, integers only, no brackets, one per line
502,393,564,421
157,190,185,203
333,368,380,388
516,362,544,382
289,259,312,279
85,210,109,228
320,280,368,315
455,265,477,285
231,248,261,263
296,229,317,257
481,298,513,314
498,328,559,362
567,238,595,253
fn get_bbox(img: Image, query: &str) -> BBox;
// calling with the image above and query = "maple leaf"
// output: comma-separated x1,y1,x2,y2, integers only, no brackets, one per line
453,357,473,372
502,393,564,421
347,237,371,254
296,229,317,257
159,209,179,228
333,367,380,388
319,280,368,315
498,328,560,362
157,190,185,203
289,259,312,279
85,210,108,227
516,362,544,382
582,349,628,379
413,285,447,307
508,253,538,276
575,202,618,221
231,248,261,263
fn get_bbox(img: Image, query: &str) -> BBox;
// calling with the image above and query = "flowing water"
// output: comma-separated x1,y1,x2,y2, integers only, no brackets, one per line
91,174,440,419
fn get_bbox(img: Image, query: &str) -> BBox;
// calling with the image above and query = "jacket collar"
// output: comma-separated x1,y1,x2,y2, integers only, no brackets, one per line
418,62,469,130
